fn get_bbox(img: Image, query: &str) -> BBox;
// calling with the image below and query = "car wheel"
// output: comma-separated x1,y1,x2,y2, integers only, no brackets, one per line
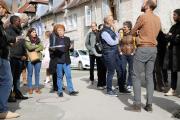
78,62,83,70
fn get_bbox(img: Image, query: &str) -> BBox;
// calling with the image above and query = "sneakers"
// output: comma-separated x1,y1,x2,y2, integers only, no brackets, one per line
97,86,104,90
127,86,133,92
44,76,50,84
107,91,118,97
0,111,20,119
144,104,153,112
58,92,63,97
44,80,50,84
58,91,79,97
119,88,131,94
69,91,79,96
165,88,176,96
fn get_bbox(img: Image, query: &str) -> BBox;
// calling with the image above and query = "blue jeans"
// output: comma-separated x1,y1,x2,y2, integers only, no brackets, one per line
57,64,74,93
0,58,12,113
27,61,41,89
10,58,23,91
121,54,133,86
103,47,123,92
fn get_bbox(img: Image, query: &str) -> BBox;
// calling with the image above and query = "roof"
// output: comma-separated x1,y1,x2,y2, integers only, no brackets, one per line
53,0,66,13
18,3,36,13
54,0,90,13
67,0,90,9
29,0,48,5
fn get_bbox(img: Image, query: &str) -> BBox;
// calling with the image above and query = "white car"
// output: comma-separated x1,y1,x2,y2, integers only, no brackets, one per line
70,50,90,70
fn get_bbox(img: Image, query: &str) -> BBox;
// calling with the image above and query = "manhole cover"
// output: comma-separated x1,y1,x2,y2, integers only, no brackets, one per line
36,97,70,103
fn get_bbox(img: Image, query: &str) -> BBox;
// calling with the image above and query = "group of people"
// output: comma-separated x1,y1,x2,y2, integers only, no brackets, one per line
0,1,78,119
86,0,180,113
0,0,180,119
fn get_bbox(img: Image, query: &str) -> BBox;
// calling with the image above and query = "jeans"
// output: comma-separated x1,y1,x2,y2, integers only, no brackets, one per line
10,58,23,91
121,54,133,86
57,64,74,93
103,46,123,92
132,47,157,105
0,58,12,113
27,61,41,89
96,57,107,87
89,55,96,81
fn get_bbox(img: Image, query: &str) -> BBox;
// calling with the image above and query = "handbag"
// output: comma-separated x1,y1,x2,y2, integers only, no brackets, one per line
95,42,103,54
27,51,40,62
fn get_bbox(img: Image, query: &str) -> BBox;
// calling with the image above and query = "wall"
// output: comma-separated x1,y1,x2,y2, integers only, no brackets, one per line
117,0,180,33
54,0,105,50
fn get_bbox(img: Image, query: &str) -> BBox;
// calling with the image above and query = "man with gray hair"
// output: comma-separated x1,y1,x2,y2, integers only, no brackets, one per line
126,0,161,112
100,16,128,96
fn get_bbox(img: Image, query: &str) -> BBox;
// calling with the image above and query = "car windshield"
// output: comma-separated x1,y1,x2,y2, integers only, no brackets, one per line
78,50,88,55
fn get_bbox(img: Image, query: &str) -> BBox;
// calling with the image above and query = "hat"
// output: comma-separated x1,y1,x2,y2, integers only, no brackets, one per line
0,0,11,14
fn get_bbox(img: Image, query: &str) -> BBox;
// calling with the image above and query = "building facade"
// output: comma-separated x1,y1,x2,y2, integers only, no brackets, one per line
23,0,180,49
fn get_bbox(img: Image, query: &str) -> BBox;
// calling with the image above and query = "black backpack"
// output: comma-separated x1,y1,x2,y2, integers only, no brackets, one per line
95,31,103,54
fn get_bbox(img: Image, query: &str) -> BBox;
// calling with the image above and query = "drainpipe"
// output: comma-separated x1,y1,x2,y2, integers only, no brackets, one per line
64,0,68,17
93,0,97,22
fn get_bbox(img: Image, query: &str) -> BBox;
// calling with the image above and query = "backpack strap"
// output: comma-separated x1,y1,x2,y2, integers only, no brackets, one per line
133,37,137,48
52,33,56,46
88,32,91,45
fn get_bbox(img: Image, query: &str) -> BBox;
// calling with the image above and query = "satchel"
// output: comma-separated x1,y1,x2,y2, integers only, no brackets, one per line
95,32,103,54
27,51,40,62
95,42,103,54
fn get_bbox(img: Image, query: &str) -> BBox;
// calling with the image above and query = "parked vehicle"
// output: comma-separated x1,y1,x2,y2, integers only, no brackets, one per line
70,50,90,70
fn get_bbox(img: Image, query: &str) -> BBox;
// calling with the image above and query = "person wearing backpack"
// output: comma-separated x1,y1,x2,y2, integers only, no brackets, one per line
85,22,102,85
95,24,107,89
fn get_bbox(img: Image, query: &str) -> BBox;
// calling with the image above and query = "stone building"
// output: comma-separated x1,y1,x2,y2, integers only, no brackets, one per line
18,0,180,49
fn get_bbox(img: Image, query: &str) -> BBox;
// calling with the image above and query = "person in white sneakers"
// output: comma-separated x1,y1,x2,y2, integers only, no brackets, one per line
164,9,180,96
0,0,20,119
42,31,51,84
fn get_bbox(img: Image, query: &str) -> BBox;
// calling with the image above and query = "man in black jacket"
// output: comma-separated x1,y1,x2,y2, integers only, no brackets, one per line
0,0,20,119
6,15,28,102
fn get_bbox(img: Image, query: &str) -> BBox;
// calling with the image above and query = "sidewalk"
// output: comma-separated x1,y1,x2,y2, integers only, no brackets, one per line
8,70,180,120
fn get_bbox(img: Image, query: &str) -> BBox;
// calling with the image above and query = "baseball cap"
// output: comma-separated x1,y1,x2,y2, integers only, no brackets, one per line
0,0,11,14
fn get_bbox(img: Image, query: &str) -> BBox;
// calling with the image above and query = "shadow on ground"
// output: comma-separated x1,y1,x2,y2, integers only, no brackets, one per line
8,84,45,113
149,95,180,114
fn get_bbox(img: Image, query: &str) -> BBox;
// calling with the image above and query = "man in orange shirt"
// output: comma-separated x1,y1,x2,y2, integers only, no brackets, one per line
126,0,161,112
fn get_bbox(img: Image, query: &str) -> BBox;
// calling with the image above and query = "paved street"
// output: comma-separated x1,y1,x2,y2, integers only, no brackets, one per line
8,69,180,120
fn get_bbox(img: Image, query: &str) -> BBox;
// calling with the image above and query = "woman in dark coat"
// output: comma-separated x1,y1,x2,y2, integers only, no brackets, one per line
49,24,78,97
164,9,180,96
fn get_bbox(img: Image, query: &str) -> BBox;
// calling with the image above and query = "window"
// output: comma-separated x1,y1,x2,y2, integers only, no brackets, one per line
85,5,92,26
64,14,77,31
